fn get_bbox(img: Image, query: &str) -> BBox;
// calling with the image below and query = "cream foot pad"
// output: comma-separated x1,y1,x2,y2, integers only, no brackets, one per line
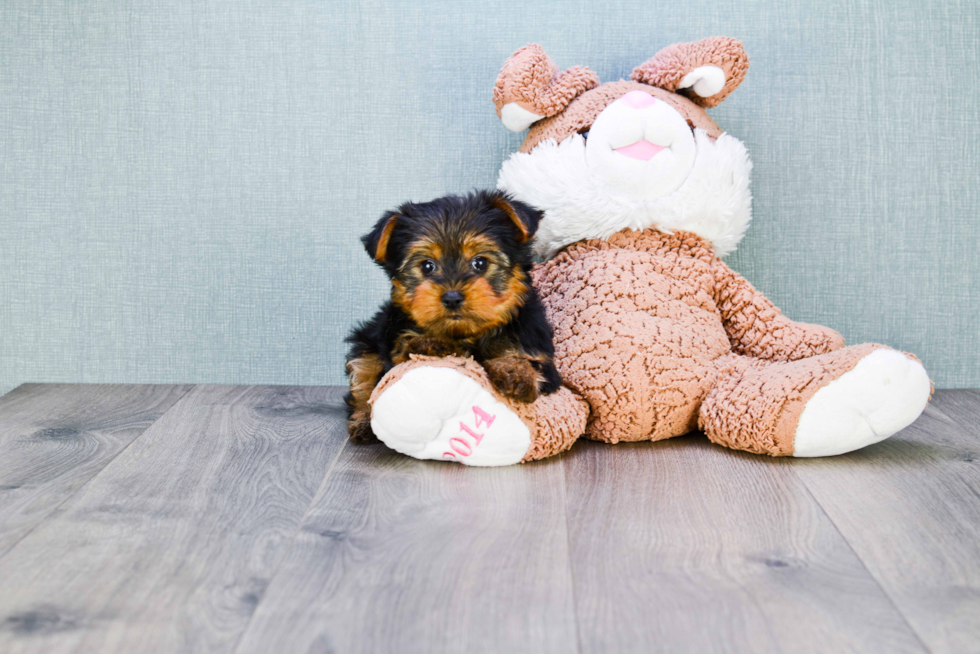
371,366,531,466
794,349,931,457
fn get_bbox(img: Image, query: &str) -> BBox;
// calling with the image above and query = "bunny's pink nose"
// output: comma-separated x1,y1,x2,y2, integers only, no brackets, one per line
620,90,658,109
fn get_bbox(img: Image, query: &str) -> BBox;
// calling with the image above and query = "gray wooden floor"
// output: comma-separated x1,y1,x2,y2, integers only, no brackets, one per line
0,384,977,654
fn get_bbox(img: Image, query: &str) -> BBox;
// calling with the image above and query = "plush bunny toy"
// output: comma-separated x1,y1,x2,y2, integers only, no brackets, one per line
365,37,932,466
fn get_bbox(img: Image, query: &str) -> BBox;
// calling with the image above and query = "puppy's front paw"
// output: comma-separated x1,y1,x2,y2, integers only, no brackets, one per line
483,356,541,403
393,333,467,362
348,413,378,443
412,336,465,357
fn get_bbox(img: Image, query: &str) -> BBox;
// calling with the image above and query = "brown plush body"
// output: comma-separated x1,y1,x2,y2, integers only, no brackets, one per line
534,228,896,454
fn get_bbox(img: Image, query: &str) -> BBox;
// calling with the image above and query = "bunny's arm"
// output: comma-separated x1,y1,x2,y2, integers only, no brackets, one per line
712,258,844,362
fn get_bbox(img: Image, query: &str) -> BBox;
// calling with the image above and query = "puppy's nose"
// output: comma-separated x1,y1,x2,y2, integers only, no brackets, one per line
441,290,464,310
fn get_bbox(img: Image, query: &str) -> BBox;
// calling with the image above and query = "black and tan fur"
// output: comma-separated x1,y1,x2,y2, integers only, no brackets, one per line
344,190,562,442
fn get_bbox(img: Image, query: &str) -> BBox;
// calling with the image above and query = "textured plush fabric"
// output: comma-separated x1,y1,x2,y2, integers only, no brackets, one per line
699,344,885,455
712,258,845,361
493,44,600,120
632,37,750,108
0,0,977,396
530,228,910,451
370,355,589,462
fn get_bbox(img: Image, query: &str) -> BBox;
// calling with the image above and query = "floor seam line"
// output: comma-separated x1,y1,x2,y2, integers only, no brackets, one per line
788,462,933,653
560,452,585,654
230,434,349,654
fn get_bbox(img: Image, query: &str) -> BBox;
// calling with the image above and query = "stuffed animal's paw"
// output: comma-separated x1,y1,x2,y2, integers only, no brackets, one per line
794,349,931,457
370,366,531,466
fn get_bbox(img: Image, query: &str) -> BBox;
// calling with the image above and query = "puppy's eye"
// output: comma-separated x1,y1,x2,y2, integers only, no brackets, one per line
471,256,489,273
420,260,436,275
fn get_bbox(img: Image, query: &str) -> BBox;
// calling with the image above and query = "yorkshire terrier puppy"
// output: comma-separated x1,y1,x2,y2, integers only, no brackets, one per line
344,190,562,443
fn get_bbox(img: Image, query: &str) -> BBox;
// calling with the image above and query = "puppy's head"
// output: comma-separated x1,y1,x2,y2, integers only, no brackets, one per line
362,190,541,338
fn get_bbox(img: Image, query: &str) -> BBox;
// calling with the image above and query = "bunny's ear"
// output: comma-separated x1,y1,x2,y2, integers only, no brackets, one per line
631,37,749,108
492,44,599,132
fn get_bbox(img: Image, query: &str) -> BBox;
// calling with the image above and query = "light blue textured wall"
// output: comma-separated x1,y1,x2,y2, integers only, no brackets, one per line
1,0,978,396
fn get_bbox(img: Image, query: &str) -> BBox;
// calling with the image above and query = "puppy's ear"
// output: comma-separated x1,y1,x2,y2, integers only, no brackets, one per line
362,212,398,263
490,192,542,243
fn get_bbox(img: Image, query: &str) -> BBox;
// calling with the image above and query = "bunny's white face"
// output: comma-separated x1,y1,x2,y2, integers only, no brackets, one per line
583,90,697,201
497,95,752,260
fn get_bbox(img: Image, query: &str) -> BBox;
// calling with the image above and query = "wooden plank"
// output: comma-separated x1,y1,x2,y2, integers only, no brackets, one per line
234,445,578,654
563,437,926,654
0,384,193,557
792,389,980,653
0,385,346,654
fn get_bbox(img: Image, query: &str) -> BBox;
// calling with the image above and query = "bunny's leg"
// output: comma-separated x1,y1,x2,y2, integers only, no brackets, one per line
369,356,588,466
699,344,931,457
